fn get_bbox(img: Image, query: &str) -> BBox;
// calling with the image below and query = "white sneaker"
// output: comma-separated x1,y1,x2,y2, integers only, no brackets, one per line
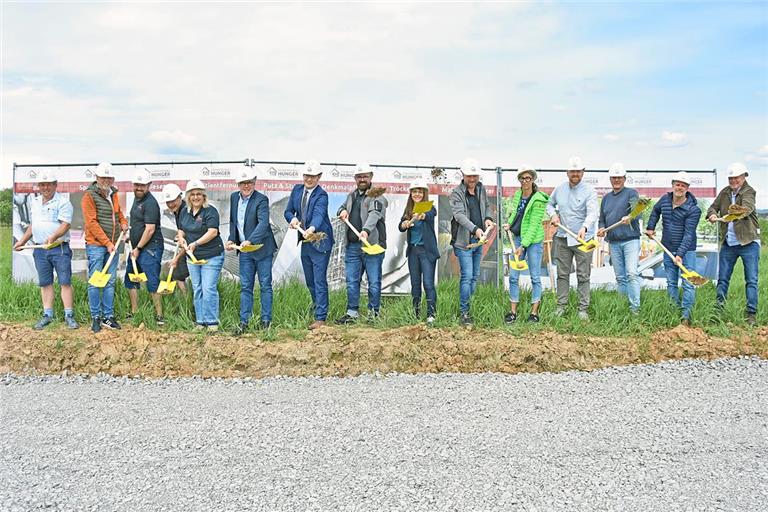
426,316,435,325
578,310,589,320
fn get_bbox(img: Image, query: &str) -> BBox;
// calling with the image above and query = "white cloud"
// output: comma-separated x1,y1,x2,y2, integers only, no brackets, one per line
148,130,202,155
660,130,689,147
603,134,620,142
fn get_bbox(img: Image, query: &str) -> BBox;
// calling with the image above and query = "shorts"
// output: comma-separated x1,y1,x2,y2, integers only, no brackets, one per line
33,243,73,287
123,246,163,293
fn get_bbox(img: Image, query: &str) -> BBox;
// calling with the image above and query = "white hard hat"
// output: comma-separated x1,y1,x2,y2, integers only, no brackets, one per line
37,169,57,183
567,156,585,171
235,168,257,183
185,178,206,193
726,162,748,178
671,171,691,185
460,158,482,176
608,162,626,177
131,168,152,185
302,160,323,176
95,162,114,178
517,165,537,182
408,179,429,191
354,162,373,176
161,183,183,202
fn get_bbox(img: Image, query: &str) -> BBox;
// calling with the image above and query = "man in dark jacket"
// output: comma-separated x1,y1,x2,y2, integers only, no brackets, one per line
646,171,702,325
227,168,277,333
707,163,760,326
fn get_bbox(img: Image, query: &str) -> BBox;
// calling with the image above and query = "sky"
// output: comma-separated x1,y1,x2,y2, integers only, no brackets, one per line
2,2,767,205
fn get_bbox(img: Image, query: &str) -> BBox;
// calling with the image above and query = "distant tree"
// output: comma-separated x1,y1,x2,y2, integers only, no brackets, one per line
0,188,11,226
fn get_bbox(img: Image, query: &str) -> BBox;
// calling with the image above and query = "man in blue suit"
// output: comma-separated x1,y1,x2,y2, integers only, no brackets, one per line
227,168,277,334
283,160,335,330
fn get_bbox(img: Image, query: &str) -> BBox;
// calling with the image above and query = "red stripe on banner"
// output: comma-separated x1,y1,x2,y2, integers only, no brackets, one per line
500,186,716,198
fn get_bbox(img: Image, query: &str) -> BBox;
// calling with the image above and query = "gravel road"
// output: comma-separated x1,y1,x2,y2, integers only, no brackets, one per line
2,357,767,511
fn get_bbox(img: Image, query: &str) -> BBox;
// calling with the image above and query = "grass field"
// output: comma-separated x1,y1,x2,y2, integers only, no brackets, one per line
1,227,764,339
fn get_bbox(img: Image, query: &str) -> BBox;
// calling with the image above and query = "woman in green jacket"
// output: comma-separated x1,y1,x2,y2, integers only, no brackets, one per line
503,167,549,323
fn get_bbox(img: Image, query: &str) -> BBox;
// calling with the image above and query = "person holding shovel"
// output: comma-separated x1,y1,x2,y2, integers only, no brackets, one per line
177,178,225,332
226,168,277,334
398,179,439,325
336,162,389,324
284,160,335,330
124,169,165,325
13,169,79,330
646,171,702,326
450,158,496,326
82,162,129,333
503,166,549,324
707,163,760,326
161,183,189,294
546,157,598,320
597,163,642,315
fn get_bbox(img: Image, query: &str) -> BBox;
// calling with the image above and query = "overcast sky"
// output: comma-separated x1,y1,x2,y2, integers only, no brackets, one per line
2,2,767,205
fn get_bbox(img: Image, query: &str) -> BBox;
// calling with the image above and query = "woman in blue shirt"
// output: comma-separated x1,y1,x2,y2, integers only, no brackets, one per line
398,179,439,324
176,178,225,331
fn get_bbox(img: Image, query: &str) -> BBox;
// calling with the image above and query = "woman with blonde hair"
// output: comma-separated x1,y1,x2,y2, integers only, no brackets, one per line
398,179,439,324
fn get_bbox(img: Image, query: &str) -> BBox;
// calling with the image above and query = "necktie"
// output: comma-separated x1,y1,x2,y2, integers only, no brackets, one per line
301,189,310,223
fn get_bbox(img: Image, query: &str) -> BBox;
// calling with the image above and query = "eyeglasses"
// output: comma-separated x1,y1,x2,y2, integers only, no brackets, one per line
189,192,204,197
238,181,255,186
518,177,533,182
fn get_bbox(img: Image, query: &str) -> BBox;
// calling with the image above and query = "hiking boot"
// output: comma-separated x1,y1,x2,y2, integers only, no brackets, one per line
367,310,380,323
33,315,53,330
578,310,589,321
309,320,326,330
101,317,121,330
91,317,102,333
426,315,435,326
64,315,80,330
335,313,358,325
527,314,539,323
155,315,165,326
207,324,219,333
233,322,248,336
259,320,272,330
504,312,517,324
459,312,472,326
746,312,757,327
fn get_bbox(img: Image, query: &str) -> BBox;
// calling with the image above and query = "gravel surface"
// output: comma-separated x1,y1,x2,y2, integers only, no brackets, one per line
2,357,767,512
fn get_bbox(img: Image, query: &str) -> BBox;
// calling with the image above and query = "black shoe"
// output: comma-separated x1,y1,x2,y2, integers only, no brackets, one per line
335,313,358,325
64,315,80,330
527,314,539,323
155,315,165,326
91,317,102,333
101,317,121,330
366,310,380,323
504,312,517,324
746,312,757,327
259,320,271,330
125,312,135,321
460,313,472,326
33,315,54,330
233,322,248,336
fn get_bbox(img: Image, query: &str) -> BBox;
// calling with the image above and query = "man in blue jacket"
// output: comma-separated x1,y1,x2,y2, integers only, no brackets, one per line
283,160,335,330
227,168,277,334
646,171,702,325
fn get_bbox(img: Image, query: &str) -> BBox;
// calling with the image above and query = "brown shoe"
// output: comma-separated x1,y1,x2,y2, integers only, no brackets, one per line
309,320,326,330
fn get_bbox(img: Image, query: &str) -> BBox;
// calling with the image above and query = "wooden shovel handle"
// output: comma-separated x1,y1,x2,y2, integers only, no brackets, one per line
646,233,692,273
341,217,374,248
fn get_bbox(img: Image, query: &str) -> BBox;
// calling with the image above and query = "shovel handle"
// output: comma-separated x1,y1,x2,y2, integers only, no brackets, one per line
604,217,631,233
646,233,692,274
341,217,374,248
100,248,118,273
505,229,523,263
556,222,590,245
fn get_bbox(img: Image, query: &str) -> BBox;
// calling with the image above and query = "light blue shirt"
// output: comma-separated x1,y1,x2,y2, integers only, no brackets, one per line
31,192,73,243
726,189,739,246
546,180,599,246
237,192,252,242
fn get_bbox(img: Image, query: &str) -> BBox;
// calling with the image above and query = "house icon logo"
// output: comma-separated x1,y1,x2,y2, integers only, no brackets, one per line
201,167,211,177
28,170,37,179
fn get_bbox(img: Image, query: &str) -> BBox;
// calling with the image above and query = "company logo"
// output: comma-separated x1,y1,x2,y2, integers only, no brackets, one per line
200,167,230,177
28,170,37,179
268,166,278,177
266,166,299,178
626,175,651,185
151,169,171,178
85,169,94,179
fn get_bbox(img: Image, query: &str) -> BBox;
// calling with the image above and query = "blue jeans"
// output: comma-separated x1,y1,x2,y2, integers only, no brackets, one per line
86,244,119,318
301,243,331,321
454,245,483,314
407,246,437,317
239,252,273,323
123,246,162,293
33,243,73,286
610,239,641,312
344,242,384,314
717,241,759,314
187,253,224,326
508,238,543,305
663,251,697,320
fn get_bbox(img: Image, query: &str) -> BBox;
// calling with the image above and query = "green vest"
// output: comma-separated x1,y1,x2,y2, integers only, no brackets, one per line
506,189,550,248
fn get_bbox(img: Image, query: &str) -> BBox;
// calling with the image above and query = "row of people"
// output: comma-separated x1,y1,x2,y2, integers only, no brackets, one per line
14,159,760,332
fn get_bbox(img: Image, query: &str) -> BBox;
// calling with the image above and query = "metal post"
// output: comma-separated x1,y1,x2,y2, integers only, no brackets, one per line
496,166,503,289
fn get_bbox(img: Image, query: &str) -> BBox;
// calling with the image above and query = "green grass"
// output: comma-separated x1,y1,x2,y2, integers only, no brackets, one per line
2,227,764,337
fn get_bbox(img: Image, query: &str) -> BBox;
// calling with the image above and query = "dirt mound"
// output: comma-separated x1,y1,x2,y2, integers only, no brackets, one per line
1,322,766,379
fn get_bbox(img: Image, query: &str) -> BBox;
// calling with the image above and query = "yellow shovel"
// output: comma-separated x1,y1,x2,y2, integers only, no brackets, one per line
186,249,207,265
647,233,708,287
127,243,148,283
467,225,494,249
716,204,751,223
296,225,327,245
19,240,63,250
157,245,180,295
603,196,651,234
234,243,263,253
505,229,528,271
412,200,433,215
341,217,385,255
556,223,598,253
88,248,118,288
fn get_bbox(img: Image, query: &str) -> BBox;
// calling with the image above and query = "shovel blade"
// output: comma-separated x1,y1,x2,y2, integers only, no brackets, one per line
128,272,148,283
681,271,708,287
239,244,263,253
362,244,385,255
511,261,528,271
157,281,177,295
88,271,110,288
578,240,598,253
412,200,434,214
